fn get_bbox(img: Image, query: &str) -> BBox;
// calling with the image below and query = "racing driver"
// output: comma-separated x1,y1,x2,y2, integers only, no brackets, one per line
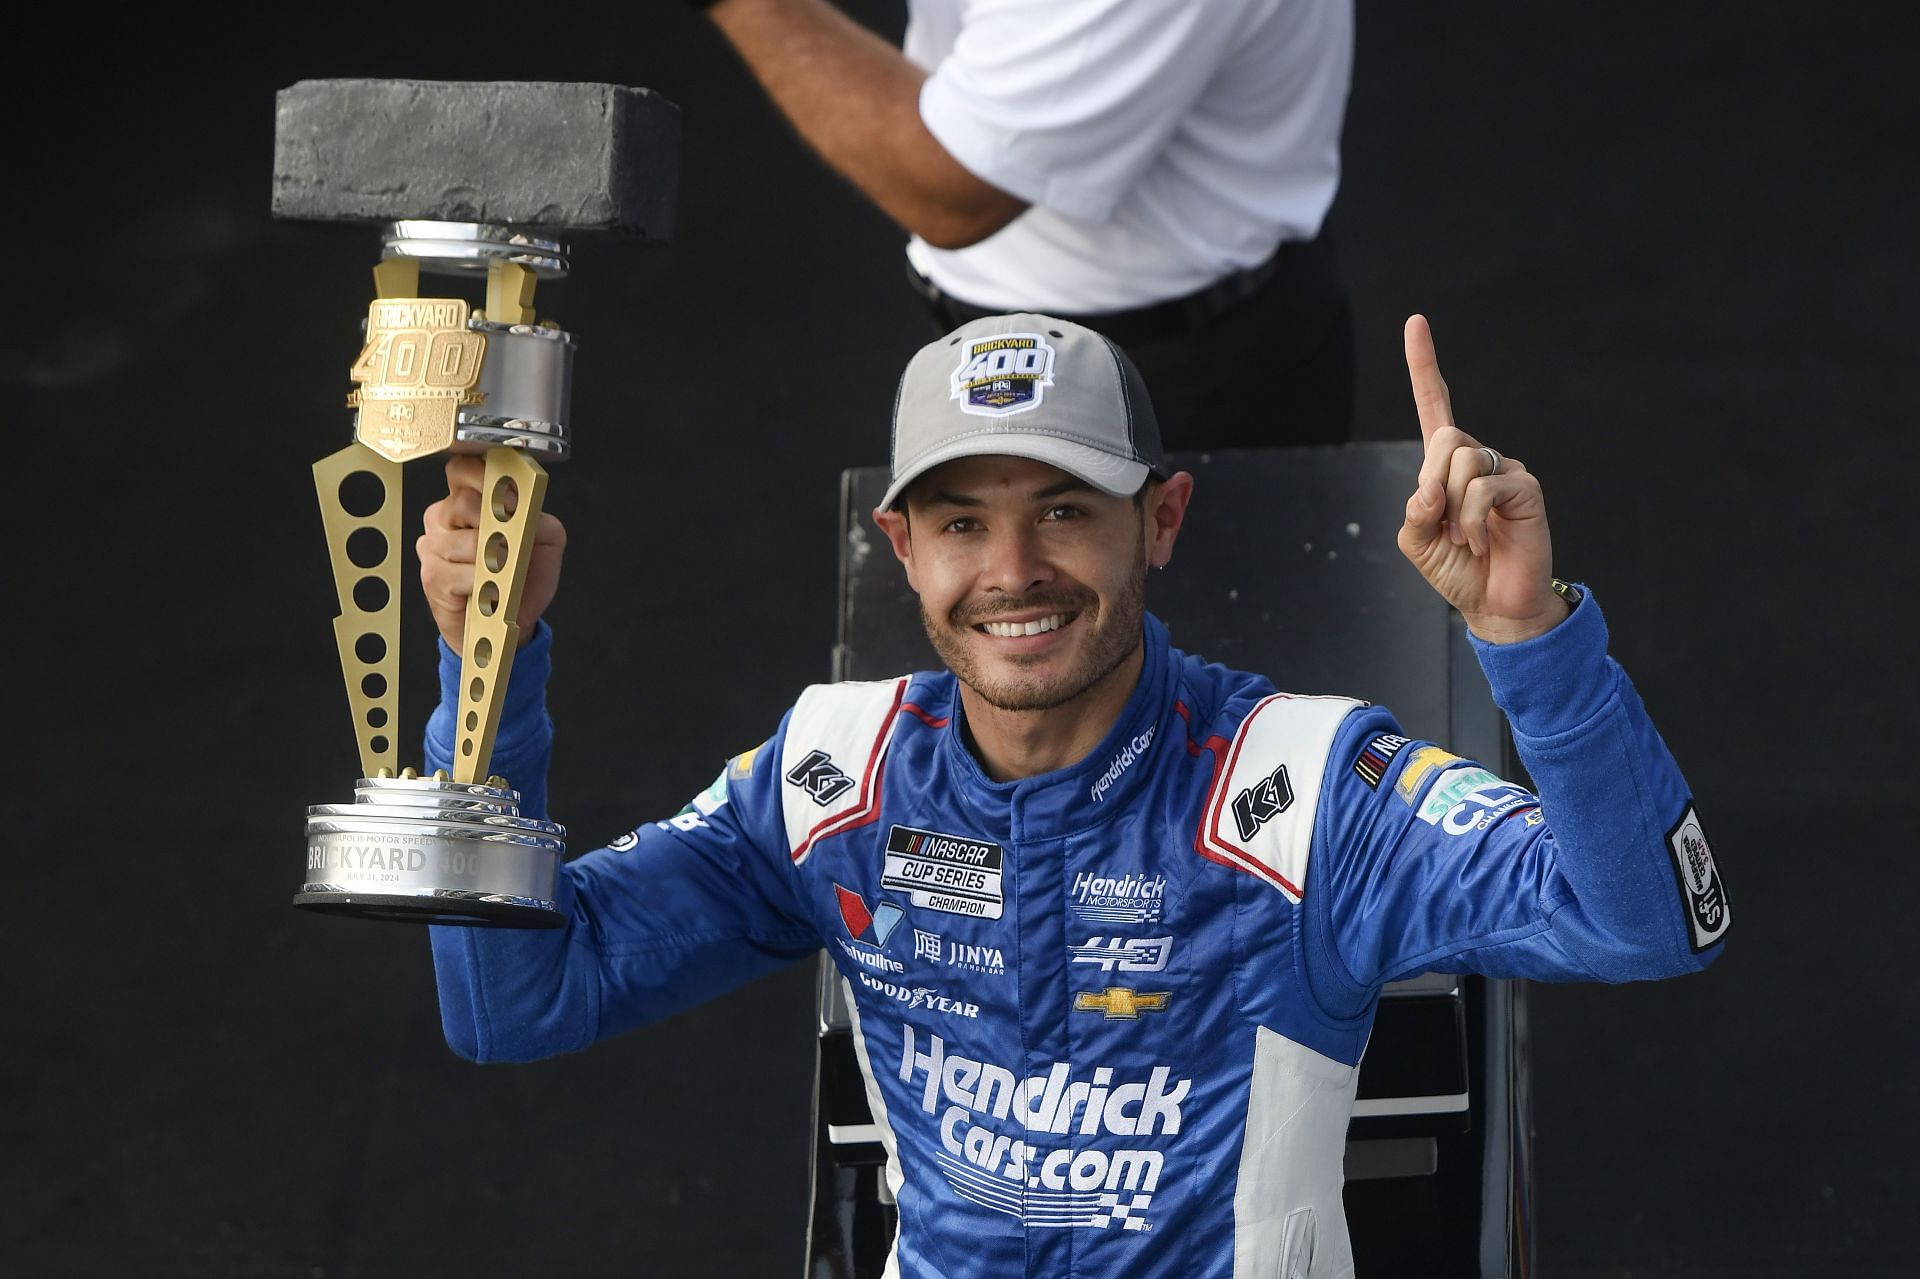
416,313,1729,1277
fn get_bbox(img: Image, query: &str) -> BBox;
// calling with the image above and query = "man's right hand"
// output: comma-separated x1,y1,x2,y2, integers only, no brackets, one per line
418,455,568,650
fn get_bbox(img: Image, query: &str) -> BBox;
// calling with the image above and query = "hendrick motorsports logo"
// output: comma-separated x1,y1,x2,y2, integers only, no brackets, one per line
1071,871,1167,925
950,333,1056,417
901,1028,1188,1231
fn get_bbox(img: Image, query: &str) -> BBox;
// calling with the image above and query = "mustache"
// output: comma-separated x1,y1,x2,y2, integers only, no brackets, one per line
952,593,1090,628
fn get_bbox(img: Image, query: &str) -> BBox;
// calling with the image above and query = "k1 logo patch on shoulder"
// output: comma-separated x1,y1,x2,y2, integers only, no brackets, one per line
1230,763,1293,842
1666,803,1730,952
950,332,1056,417
787,749,855,805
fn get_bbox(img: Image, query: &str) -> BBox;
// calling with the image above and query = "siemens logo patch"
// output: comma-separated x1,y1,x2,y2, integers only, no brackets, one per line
1413,765,1501,825
884,825,1005,920
1436,780,1537,836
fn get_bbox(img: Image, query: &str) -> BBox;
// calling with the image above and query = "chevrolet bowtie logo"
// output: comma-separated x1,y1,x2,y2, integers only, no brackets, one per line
1073,988,1172,1020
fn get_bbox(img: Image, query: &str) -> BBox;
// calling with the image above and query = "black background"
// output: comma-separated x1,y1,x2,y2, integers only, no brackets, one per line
7,4,1913,1276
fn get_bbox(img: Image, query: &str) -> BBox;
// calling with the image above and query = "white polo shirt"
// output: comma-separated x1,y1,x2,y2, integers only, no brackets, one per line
903,0,1353,313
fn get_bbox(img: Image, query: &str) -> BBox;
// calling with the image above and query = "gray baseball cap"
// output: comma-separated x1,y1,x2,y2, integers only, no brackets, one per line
879,313,1166,511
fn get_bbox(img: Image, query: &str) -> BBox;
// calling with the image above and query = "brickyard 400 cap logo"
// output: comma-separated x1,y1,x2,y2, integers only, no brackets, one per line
951,333,1056,417
902,1028,1189,1232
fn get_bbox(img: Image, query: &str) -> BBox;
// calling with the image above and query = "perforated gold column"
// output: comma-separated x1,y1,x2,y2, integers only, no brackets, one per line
313,444,403,778
452,446,550,783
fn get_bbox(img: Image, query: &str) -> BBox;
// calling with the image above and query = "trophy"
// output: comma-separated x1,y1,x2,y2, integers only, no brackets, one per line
271,79,679,926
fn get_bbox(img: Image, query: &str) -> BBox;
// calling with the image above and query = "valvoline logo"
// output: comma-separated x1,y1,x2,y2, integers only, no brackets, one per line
836,884,905,948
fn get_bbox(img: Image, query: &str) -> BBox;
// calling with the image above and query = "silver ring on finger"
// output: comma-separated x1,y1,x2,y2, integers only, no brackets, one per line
1479,446,1503,476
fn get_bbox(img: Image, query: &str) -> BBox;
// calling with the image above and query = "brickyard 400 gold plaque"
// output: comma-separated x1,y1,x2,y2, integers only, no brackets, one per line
346,296,489,463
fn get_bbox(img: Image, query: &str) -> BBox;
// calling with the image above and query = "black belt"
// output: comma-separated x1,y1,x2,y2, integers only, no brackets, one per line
908,236,1309,346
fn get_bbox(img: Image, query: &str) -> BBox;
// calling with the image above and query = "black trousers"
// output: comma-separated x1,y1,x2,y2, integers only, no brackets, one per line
913,230,1354,451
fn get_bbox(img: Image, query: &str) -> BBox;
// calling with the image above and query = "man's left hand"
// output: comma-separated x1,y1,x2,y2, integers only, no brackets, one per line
1397,314,1568,645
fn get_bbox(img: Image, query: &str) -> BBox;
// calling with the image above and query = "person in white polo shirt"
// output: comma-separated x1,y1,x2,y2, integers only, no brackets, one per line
694,0,1357,448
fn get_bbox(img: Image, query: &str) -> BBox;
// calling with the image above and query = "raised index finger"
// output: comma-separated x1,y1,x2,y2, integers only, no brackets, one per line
1404,314,1455,445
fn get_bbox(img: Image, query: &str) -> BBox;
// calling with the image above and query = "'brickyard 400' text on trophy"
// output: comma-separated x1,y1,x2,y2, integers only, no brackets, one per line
271,79,678,926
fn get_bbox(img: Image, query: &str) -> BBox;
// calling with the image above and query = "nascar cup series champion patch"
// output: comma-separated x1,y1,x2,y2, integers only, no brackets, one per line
951,332,1057,417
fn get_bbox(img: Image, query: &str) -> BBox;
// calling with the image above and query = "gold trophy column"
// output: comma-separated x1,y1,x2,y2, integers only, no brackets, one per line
313,445,403,778
451,259,546,784
452,444,548,783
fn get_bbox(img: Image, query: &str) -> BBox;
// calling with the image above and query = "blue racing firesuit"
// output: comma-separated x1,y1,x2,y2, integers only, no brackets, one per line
427,591,1726,1279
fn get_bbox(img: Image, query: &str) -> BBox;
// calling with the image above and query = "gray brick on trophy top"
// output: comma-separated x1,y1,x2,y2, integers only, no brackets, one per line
271,79,680,238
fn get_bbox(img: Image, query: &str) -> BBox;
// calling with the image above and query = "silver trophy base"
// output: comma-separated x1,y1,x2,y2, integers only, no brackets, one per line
297,775,567,928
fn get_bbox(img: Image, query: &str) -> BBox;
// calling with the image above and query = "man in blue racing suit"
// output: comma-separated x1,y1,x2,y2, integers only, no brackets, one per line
416,312,1728,1278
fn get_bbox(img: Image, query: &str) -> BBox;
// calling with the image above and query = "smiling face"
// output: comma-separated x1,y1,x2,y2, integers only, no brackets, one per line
873,455,1190,715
